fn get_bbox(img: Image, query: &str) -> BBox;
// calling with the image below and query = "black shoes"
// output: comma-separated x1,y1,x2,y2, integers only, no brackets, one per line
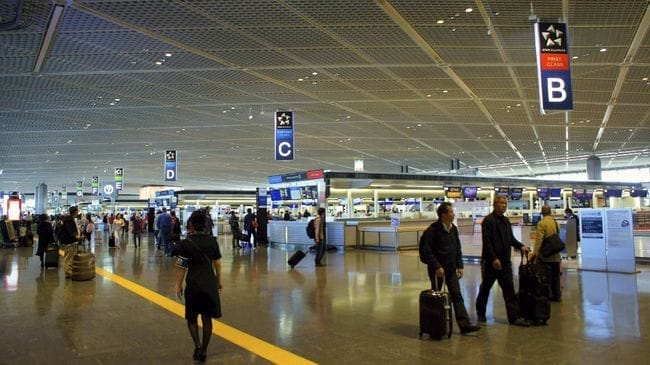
315,263,325,267
460,325,481,335
192,348,205,363
476,314,487,323
510,318,531,327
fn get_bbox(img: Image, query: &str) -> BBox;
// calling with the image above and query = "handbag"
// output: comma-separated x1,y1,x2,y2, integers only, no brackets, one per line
540,221,565,258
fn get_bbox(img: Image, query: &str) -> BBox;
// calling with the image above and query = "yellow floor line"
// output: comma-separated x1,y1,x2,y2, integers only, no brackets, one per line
95,267,316,365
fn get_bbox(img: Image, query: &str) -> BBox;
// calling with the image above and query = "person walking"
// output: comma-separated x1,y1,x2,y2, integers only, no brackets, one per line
228,211,240,249
475,196,531,326
313,207,326,267
35,214,55,267
530,205,562,302
174,210,222,363
157,208,173,256
243,208,257,248
131,213,143,248
420,202,480,335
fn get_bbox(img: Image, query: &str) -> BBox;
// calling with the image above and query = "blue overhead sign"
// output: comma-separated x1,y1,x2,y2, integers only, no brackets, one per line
274,111,294,161
535,22,573,114
165,150,177,181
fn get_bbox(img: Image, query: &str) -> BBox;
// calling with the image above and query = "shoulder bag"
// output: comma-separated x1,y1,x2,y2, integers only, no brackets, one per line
540,221,565,258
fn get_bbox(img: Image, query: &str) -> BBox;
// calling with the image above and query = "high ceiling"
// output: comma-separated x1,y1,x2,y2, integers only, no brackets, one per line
1,0,649,195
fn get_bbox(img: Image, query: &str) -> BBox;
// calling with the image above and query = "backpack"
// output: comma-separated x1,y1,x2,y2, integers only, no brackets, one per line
418,226,432,264
306,218,316,239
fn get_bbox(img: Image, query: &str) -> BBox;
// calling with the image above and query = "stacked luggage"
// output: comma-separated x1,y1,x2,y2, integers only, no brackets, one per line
517,253,551,325
71,251,96,281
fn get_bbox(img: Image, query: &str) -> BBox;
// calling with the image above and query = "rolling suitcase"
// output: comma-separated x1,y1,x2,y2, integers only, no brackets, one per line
44,245,59,268
419,278,452,340
287,250,306,268
517,253,551,325
108,235,116,248
71,252,96,281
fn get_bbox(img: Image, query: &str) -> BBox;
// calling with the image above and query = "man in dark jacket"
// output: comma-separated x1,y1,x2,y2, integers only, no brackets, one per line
60,206,82,278
420,202,480,335
475,196,530,326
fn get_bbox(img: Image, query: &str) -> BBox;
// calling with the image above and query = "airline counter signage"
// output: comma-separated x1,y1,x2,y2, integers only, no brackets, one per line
91,176,99,196
114,167,124,190
165,150,177,182
274,111,294,161
535,22,573,114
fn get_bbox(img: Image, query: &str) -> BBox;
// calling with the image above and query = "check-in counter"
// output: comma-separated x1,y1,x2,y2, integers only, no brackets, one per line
358,225,428,251
268,220,345,249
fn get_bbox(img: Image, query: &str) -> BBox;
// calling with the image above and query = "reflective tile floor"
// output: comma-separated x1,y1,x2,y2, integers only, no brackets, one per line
1,232,649,364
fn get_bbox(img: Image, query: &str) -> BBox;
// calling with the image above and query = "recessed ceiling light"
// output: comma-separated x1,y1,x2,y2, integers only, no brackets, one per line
109,102,115,106
451,28,456,32
155,61,162,65
465,8,473,13
298,78,304,81
312,72,318,76
572,56,579,59
165,53,172,57
346,115,351,119
114,98,120,102
436,19,444,24
311,81,317,84
599,48,607,52
426,94,432,97
442,90,449,93
642,77,648,81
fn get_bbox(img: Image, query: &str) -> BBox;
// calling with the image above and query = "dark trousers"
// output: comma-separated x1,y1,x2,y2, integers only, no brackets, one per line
428,266,471,329
543,261,561,300
476,261,520,323
314,240,326,265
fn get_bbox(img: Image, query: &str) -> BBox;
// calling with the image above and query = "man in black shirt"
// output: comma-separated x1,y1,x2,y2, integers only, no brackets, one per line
476,196,530,326
60,206,83,278
420,202,480,335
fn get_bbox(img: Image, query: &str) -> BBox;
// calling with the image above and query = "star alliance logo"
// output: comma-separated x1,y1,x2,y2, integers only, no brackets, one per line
276,112,292,128
115,168,123,176
541,24,565,50
166,150,176,161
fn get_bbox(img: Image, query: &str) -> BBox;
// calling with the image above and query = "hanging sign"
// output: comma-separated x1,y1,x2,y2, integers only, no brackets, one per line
274,111,294,161
91,176,99,196
165,150,177,182
76,180,83,197
114,167,124,190
535,22,573,114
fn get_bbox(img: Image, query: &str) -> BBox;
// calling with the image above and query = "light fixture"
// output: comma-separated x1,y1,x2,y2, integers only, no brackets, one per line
436,19,444,24
33,4,66,73
600,48,607,52
465,7,473,13
165,53,172,57
248,108,253,120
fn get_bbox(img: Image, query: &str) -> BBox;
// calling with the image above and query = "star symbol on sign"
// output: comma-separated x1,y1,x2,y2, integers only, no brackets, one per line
541,24,563,47
116,168,123,175
166,150,176,160
277,112,291,126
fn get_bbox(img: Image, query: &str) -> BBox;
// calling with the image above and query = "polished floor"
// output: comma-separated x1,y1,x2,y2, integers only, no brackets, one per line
1,232,649,364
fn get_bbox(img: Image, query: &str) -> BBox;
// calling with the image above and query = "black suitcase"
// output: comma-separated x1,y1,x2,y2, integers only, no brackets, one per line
108,236,116,248
287,250,306,268
44,246,59,268
518,254,551,325
419,279,452,340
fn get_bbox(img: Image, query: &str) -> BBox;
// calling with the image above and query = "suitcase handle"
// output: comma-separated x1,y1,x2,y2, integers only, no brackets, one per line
433,275,447,293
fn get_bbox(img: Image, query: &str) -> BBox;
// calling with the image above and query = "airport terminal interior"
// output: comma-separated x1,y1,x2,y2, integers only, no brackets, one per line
1,0,650,364
1,232,650,364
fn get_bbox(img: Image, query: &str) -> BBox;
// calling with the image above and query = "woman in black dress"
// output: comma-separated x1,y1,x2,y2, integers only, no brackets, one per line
36,214,55,267
174,210,222,363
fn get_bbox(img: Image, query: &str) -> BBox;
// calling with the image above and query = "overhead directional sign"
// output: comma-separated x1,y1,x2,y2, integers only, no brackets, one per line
91,176,99,196
165,150,177,182
535,22,573,115
114,167,124,190
274,111,294,161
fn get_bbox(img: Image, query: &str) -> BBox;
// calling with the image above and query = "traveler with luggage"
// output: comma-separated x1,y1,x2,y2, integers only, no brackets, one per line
36,214,55,268
174,209,223,363
476,196,531,326
530,205,562,302
59,206,84,278
313,207,326,267
419,202,480,335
